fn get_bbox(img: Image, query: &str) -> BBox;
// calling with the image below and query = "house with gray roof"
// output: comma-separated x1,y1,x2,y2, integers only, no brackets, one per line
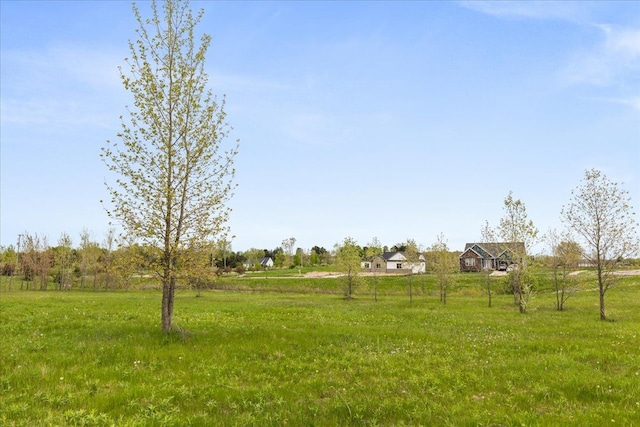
459,242,525,272
258,257,274,268
244,256,274,270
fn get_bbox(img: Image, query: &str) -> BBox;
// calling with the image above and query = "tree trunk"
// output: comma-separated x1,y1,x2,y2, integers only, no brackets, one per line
597,259,606,320
599,286,606,321
554,269,560,311
162,276,173,332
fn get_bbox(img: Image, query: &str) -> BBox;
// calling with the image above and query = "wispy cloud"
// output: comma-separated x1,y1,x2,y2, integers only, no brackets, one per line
562,25,640,109
281,110,396,148
2,43,122,92
209,72,292,94
0,98,111,128
1,43,124,129
603,25,640,57
461,1,640,110
604,96,640,111
459,1,590,23
282,111,352,147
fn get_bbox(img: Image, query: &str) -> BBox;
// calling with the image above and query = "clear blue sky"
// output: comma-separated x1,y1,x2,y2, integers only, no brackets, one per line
1,1,639,253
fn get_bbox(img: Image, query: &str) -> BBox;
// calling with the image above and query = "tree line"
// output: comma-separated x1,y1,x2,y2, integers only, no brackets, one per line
0,232,320,290
1,229,147,292
0,232,461,290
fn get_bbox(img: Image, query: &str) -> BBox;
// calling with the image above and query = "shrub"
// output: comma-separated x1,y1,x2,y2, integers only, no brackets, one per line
1,263,16,276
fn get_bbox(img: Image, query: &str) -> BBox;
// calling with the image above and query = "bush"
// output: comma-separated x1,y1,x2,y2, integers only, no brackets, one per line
1,263,16,276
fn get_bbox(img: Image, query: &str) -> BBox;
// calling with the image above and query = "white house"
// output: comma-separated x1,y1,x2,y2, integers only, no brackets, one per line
361,251,425,274
258,257,274,268
244,256,274,269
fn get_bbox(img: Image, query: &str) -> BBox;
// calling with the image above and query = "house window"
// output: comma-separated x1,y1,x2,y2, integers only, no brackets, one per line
465,258,476,267
363,262,370,269
375,263,381,269
396,263,402,269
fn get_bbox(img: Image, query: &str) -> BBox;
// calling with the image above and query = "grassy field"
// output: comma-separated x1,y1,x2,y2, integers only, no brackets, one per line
1,274,639,426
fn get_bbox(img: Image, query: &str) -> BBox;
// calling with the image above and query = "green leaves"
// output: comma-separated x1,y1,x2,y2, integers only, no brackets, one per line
562,168,639,319
102,0,238,331
336,237,363,298
498,190,539,253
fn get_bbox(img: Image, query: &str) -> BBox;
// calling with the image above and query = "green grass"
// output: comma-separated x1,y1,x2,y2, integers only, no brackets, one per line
213,269,594,298
1,277,639,426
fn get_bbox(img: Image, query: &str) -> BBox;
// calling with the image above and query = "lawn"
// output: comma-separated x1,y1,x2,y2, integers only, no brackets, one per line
1,276,639,426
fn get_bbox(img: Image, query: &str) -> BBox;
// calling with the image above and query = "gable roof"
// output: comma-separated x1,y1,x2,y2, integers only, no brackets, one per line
382,251,425,261
382,251,406,261
461,242,525,259
470,244,492,259
363,251,426,262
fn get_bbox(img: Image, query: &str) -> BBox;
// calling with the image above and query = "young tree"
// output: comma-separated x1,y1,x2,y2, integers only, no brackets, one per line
0,245,18,291
480,221,496,307
79,229,93,289
403,239,422,303
547,228,582,311
215,238,233,269
180,239,215,297
54,232,74,290
102,0,238,332
273,248,286,268
562,169,639,320
78,229,102,290
309,249,320,266
497,191,539,313
335,237,362,299
281,237,296,268
114,236,145,290
364,237,383,302
21,233,52,291
429,233,457,305
102,227,116,291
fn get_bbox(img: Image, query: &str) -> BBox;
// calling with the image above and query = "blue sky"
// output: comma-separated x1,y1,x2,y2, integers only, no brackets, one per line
1,1,639,253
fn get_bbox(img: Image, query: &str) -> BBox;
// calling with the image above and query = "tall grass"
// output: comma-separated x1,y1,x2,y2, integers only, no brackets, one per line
1,277,639,426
